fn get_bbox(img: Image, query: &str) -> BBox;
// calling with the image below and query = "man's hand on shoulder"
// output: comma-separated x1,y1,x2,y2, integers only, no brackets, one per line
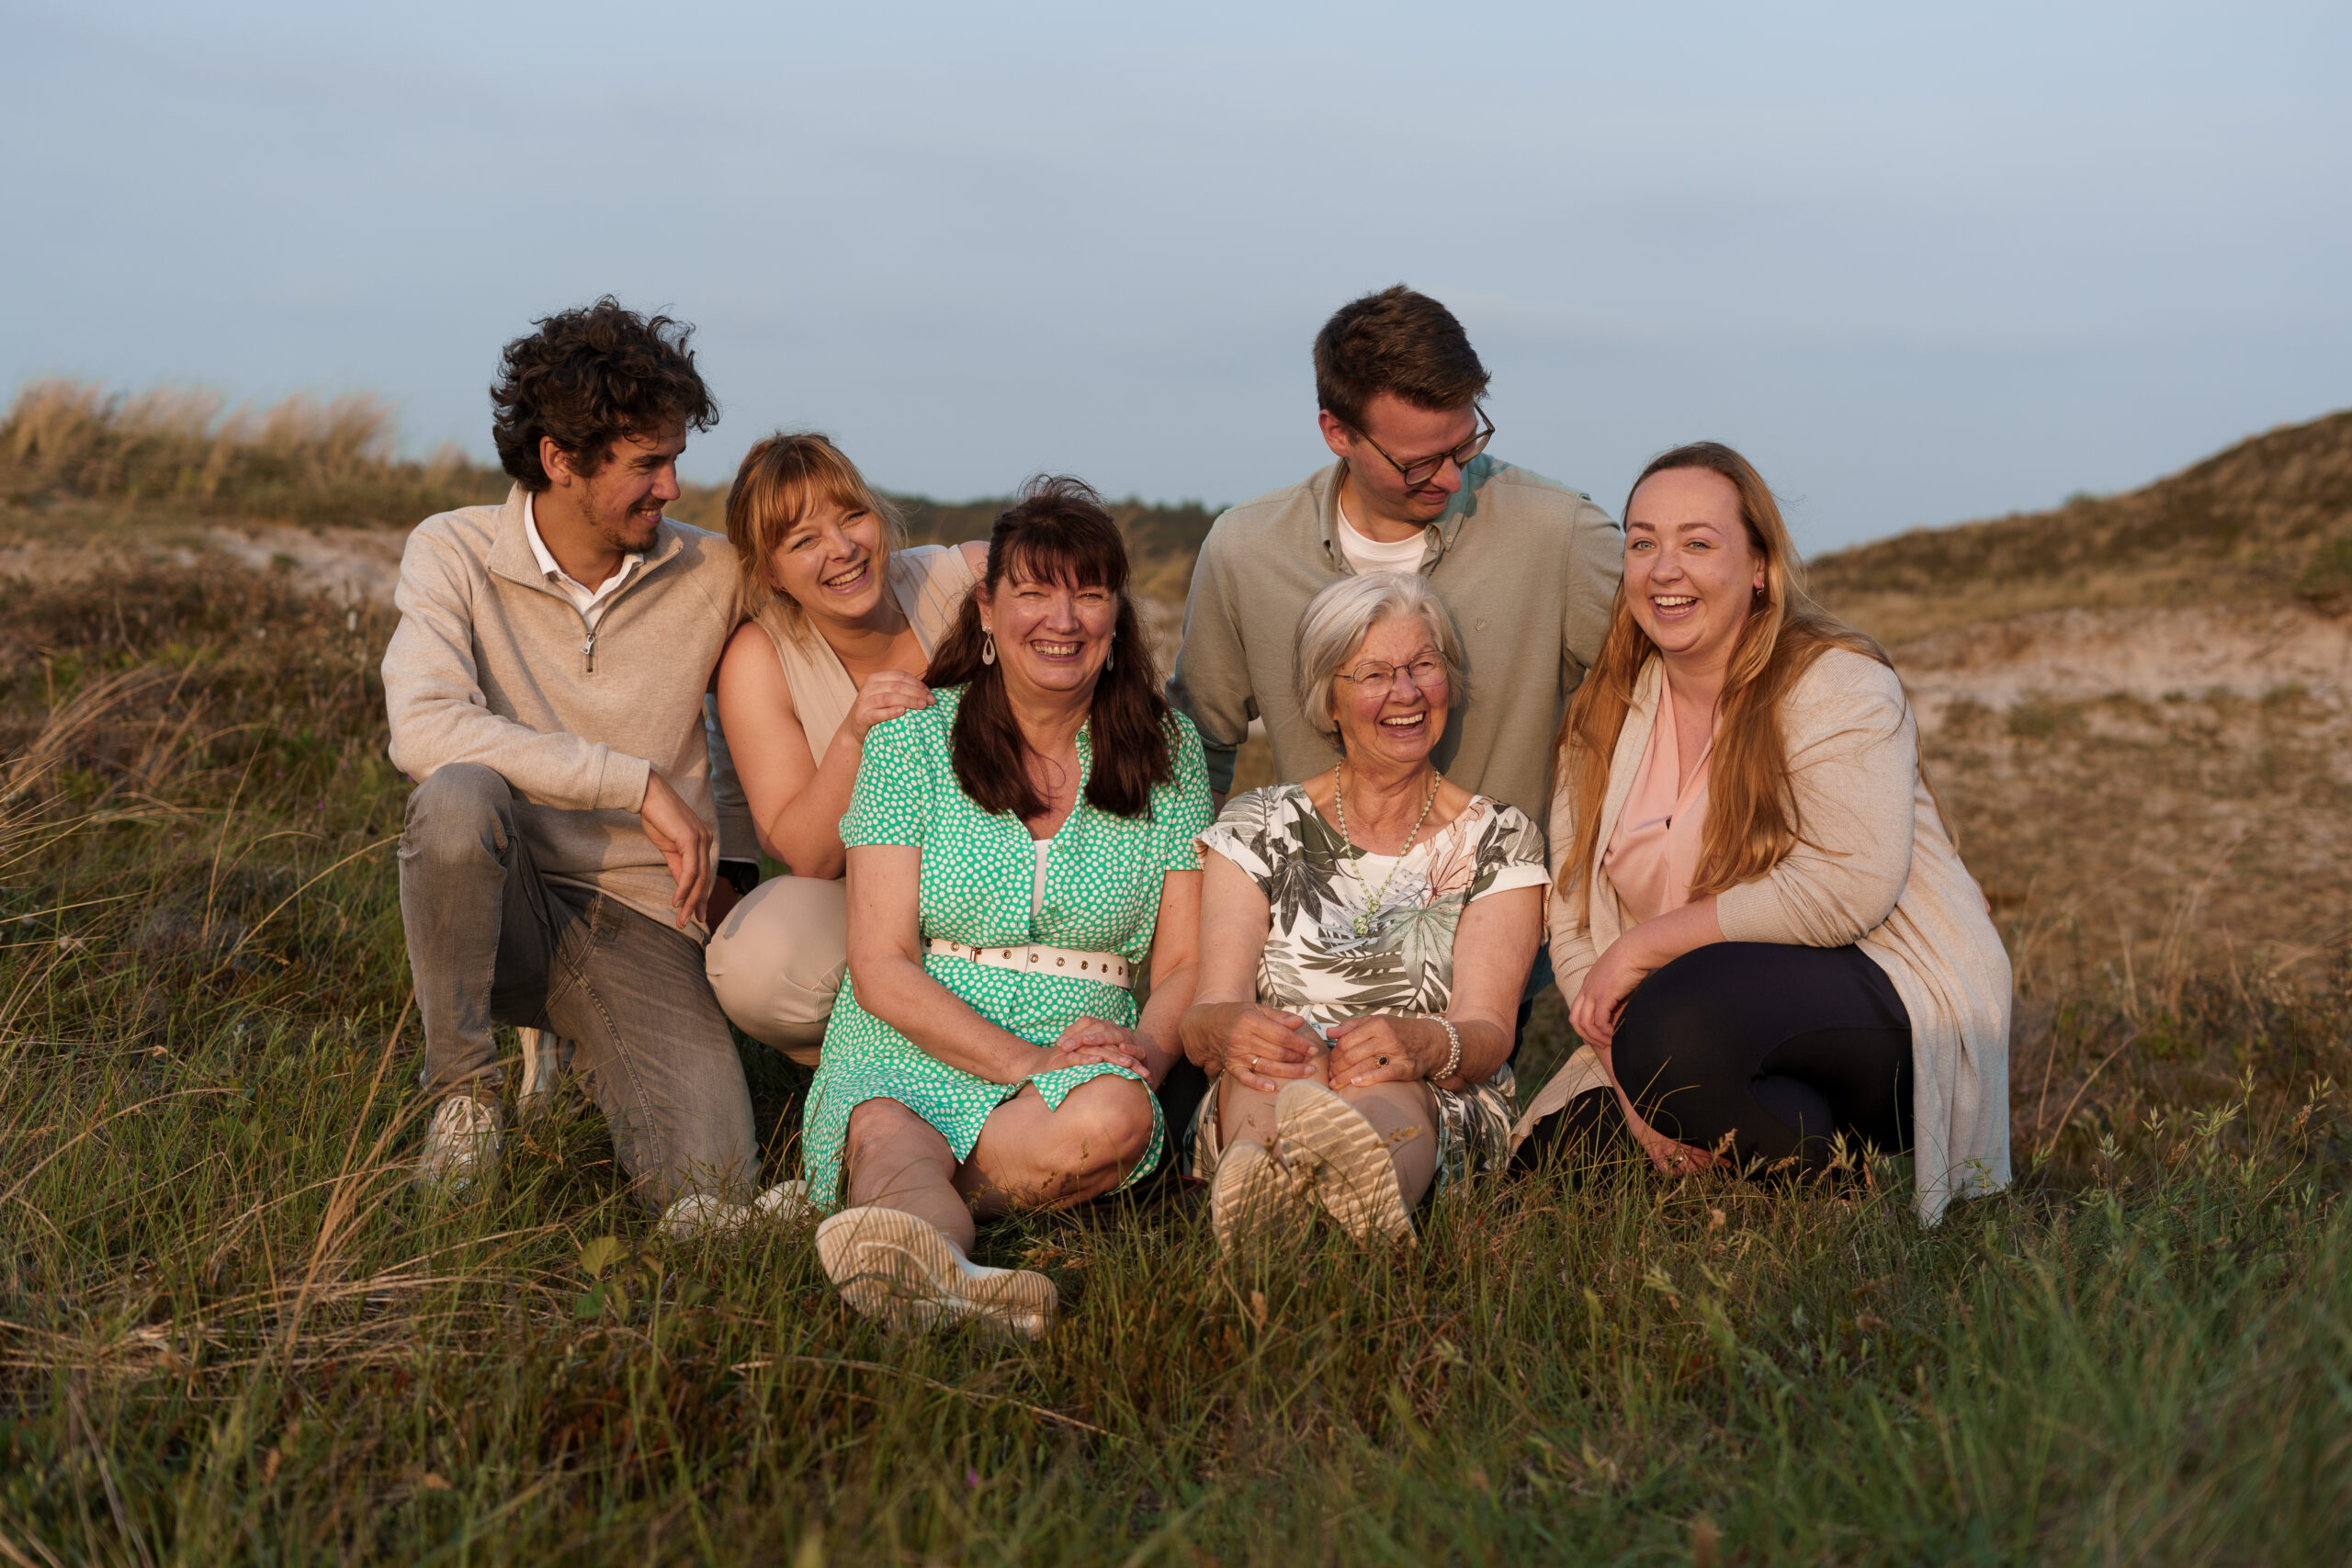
639,771,715,929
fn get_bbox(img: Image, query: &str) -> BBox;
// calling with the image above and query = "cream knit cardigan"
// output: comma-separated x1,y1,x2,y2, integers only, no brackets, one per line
1539,648,2011,1224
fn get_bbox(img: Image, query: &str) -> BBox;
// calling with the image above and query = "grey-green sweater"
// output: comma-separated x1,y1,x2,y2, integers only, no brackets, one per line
1167,457,1622,825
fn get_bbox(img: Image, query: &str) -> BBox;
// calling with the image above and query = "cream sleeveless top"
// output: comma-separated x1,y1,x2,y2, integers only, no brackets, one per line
754,544,979,765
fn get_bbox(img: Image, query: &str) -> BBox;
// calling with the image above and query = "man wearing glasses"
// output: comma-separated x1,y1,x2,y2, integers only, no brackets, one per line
1169,284,1621,829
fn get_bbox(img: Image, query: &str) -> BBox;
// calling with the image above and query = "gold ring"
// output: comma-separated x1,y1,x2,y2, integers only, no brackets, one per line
1249,1056,1258,1069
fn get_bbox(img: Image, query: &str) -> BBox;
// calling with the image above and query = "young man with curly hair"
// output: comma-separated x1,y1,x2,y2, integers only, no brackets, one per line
384,298,785,1235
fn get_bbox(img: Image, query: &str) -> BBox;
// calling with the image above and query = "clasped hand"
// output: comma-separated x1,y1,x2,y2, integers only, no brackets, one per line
1031,1017,1147,1082
1209,1004,1322,1094
1211,1006,1437,1092
1324,1014,1434,1089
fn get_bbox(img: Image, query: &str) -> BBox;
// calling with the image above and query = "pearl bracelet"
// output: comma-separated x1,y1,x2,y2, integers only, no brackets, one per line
1431,1016,1463,1081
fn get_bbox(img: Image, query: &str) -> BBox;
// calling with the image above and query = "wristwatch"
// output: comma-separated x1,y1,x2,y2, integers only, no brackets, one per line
717,860,762,897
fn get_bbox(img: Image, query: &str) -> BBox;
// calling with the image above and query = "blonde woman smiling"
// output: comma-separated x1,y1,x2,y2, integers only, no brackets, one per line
704,434,986,1065
1516,443,2009,1223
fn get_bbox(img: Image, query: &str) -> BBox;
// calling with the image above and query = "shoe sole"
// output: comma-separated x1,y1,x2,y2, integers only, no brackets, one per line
1276,1081,1414,1247
1210,1140,1308,1256
813,1207,1057,1340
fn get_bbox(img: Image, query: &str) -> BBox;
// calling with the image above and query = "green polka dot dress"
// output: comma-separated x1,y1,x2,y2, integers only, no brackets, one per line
800,684,1212,1211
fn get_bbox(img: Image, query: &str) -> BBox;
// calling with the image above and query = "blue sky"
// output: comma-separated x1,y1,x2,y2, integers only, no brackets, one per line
5,0,2346,553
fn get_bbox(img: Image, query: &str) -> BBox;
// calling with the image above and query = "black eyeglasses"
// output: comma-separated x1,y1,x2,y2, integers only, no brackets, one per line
1354,413,1497,487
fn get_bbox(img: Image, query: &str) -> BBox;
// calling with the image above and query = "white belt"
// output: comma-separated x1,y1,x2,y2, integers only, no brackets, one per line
923,938,1133,990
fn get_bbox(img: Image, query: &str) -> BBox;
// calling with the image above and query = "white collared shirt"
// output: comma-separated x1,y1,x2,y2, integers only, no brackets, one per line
523,491,644,630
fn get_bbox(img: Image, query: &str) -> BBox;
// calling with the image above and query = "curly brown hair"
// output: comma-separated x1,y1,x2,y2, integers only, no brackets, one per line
489,297,718,491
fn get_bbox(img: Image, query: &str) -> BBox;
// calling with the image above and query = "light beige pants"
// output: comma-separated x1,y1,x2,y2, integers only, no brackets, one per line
703,875,847,1067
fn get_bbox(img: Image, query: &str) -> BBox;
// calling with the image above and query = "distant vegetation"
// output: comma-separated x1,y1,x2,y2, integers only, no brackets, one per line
1807,409,2352,642
0,380,1222,600
0,379,502,530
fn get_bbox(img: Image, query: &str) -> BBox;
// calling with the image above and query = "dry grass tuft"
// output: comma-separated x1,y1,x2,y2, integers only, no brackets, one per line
0,378,503,530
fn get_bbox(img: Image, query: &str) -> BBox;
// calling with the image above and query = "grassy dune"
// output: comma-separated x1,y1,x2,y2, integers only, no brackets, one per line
2,389,2349,1562
1809,409,2352,645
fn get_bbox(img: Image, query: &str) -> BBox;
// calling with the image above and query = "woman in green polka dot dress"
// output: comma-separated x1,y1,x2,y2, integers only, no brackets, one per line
807,478,1210,1338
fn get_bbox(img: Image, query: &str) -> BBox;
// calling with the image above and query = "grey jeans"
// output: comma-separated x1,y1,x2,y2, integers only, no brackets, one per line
397,762,758,1211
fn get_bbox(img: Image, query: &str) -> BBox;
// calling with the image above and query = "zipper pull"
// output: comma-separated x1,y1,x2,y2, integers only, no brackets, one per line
582,629,596,671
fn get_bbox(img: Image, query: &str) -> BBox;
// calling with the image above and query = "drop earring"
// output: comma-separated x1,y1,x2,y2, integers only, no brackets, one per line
1105,643,1114,671
981,632,997,666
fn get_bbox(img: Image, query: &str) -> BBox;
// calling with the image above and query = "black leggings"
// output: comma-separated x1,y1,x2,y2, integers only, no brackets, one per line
1526,942,1914,1174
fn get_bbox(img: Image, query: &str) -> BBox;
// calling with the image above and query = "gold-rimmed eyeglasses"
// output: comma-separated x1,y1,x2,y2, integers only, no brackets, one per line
1334,655,1450,693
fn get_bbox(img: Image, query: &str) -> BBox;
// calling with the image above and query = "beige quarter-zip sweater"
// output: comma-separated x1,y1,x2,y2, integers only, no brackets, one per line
383,483,751,939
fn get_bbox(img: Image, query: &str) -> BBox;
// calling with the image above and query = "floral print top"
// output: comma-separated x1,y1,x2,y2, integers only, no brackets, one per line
1197,784,1549,1023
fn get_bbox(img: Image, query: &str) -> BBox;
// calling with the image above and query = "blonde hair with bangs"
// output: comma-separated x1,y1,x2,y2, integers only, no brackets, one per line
722,432,906,631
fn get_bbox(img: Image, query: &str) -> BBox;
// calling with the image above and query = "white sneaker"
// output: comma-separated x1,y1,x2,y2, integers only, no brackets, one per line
813,1206,1057,1339
754,1180,817,1222
515,1028,571,1123
656,1180,818,1242
1209,1138,1310,1256
1275,1080,1415,1247
413,1094,502,1192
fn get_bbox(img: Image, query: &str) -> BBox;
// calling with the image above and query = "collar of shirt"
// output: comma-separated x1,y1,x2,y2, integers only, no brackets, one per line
1319,459,1469,574
523,490,644,611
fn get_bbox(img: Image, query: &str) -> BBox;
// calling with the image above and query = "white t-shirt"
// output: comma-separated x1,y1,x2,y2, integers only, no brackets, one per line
1335,497,1430,577
523,491,644,630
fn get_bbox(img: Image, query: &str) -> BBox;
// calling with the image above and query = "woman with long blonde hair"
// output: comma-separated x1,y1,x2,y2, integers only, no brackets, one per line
1513,443,2009,1222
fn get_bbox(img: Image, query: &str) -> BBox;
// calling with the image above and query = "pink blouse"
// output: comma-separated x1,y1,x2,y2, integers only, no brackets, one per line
1602,676,1714,925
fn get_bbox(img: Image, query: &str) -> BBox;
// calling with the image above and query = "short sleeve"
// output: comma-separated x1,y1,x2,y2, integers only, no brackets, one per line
1466,799,1551,903
839,709,935,850
1195,785,1286,887
1153,718,1215,874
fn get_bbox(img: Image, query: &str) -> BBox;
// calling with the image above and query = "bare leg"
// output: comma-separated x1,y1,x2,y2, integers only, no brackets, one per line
1216,1051,1332,1150
841,1099,973,1252
960,1076,1156,1218
1333,1080,1441,1208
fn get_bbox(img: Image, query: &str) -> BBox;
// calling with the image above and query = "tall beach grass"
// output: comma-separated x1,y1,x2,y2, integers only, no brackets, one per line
0,537,2346,1562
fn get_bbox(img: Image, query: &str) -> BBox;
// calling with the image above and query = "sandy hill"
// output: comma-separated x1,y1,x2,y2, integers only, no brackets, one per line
1792,408,2352,994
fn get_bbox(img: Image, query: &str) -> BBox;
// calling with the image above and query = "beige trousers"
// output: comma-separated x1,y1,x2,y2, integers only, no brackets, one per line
703,875,847,1067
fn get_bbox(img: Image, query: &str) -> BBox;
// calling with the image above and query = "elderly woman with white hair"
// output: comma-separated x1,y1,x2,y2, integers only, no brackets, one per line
1178,572,1546,1249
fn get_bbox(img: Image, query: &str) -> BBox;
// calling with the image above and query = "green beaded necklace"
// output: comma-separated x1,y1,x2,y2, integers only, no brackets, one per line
1332,766,1442,937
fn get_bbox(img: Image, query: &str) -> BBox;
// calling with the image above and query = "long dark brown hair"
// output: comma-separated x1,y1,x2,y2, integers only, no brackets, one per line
1555,442,1911,929
925,476,1173,820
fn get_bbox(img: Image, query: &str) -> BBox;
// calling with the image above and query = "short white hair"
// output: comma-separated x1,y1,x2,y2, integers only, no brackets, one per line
1292,571,1468,743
